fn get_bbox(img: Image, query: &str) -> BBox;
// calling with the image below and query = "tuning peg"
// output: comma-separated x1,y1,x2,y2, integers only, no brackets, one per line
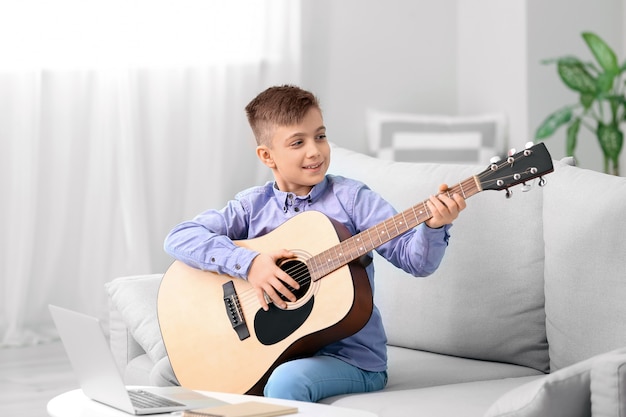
506,149,516,164
525,141,534,149
505,189,513,199
521,182,532,192
490,156,501,164
538,177,547,187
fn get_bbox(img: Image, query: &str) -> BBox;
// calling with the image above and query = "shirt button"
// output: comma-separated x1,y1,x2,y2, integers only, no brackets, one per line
294,207,300,212
234,264,241,270
210,257,216,262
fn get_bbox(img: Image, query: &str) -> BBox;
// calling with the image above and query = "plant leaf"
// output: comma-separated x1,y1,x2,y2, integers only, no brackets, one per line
596,72,615,93
535,107,573,139
557,60,596,94
566,118,581,156
580,93,595,109
597,122,624,161
544,56,582,66
583,32,619,74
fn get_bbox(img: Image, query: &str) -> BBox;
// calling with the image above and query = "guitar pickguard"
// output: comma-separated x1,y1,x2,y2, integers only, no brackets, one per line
254,297,315,345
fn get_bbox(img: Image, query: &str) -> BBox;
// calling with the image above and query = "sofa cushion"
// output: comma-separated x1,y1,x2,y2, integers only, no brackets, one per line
105,274,166,363
484,347,626,417
543,163,626,371
329,145,549,372
324,376,540,417
384,346,542,392
590,351,626,417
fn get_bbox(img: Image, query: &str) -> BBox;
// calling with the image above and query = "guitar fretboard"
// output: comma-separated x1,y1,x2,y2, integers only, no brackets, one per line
307,176,482,280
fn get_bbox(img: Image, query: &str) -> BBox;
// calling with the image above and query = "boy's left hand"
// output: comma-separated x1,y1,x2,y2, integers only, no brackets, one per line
425,184,466,229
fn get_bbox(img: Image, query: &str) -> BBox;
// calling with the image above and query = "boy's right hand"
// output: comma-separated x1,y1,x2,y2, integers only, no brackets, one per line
248,249,300,311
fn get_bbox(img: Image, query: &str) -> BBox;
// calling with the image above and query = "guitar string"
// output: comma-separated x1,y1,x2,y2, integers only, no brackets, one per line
234,151,544,308
234,262,313,307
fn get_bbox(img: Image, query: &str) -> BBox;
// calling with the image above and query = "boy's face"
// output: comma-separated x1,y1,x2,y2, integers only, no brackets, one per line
256,107,330,196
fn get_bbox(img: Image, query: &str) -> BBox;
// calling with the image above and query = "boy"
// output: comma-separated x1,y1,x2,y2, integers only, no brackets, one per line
163,85,466,402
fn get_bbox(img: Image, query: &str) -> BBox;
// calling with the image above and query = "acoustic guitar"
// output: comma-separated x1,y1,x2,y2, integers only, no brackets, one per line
157,142,554,395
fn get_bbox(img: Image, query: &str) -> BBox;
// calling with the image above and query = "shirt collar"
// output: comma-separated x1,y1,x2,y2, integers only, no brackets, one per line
271,176,329,208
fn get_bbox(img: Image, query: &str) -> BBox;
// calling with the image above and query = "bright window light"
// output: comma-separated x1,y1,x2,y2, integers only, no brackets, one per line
0,0,268,69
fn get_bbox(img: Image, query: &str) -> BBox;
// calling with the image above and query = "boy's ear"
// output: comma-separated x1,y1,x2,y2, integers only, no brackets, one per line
256,145,276,168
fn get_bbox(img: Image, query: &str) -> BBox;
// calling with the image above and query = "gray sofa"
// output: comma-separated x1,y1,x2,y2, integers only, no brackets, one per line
106,144,626,417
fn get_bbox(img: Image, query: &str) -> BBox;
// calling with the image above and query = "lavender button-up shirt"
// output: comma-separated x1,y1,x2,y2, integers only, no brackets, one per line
165,174,451,372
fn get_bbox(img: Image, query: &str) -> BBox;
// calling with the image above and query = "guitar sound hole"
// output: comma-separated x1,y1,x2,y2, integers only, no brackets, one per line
278,259,311,302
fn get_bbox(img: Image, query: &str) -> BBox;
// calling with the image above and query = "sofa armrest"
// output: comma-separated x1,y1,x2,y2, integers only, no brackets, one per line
109,299,147,373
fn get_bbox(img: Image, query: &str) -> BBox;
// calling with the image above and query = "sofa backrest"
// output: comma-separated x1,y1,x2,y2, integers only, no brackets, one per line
329,144,550,373
542,162,626,371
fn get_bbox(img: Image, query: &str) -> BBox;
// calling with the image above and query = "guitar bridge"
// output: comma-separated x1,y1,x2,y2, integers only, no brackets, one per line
222,281,250,341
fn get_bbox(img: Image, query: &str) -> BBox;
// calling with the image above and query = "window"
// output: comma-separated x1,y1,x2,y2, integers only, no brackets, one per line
0,0,269,69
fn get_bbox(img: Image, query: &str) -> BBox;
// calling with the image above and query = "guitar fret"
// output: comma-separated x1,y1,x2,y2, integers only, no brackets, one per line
421,201,430,220
458,181,467,198
308,255,320,280
381,223,389,243
375,225,384,245
388,216,400,236
398,212,406,230
410,206,418,224
355,236,364,253
374,222,386,245
330,245,342,270
362,229,375,249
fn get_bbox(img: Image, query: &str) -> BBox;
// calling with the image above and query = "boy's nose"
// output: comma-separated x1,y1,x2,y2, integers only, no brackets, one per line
306,142,321,157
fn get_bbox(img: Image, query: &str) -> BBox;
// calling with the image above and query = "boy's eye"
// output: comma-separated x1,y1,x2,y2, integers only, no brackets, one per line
316,134,327,140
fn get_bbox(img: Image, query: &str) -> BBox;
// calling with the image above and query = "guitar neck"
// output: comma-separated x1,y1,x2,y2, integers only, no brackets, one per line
308,175,482,280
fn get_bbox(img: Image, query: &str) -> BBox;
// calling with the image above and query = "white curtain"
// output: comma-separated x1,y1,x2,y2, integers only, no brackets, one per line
0,0,301,346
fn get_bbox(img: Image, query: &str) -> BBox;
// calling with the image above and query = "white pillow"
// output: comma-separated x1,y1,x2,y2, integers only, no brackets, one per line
484,348,626,417
365,110,508,164
591,351,626,417
105,274,166,363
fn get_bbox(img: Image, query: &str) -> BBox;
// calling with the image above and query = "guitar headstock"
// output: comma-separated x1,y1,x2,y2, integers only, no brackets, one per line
478,143,554,195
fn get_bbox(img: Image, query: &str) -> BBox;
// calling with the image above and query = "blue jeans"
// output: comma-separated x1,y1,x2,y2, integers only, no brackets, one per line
263,354,388,402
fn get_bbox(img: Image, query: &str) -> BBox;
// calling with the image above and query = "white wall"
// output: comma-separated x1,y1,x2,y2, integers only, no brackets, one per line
457,0,528,147
302,0,626,174
301,0,458,154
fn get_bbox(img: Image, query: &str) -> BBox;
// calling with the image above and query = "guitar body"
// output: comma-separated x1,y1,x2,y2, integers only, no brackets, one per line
157,211,373,395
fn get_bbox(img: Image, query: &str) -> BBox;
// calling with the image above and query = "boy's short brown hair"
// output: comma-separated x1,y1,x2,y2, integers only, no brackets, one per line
245,85,321,147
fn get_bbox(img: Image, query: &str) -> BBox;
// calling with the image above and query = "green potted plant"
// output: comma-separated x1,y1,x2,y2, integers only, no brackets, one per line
535,32,624,176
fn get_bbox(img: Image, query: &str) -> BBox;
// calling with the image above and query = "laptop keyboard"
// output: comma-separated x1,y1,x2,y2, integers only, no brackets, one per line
128,389,184,409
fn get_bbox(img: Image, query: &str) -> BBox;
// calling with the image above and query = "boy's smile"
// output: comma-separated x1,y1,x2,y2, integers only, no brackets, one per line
256,108,330,196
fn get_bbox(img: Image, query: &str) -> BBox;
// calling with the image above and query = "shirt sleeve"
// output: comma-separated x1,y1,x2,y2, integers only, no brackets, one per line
163,200,259,278
351,185,451,277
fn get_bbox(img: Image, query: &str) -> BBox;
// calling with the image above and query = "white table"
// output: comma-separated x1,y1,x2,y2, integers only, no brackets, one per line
47,389,378,417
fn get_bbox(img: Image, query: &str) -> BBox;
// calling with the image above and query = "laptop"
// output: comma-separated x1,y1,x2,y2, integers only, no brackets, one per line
49,304,227,415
